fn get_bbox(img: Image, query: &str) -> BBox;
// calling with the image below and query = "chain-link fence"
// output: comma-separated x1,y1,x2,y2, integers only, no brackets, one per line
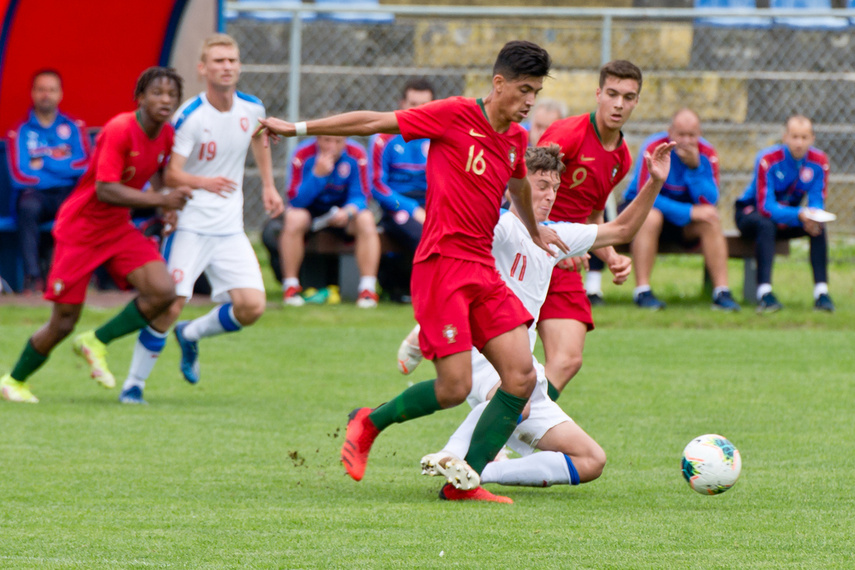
227,4,855,235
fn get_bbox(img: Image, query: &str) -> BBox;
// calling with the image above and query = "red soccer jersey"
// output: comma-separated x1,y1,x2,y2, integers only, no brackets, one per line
396,96,528,265
538,112,632,223
54,111,173,244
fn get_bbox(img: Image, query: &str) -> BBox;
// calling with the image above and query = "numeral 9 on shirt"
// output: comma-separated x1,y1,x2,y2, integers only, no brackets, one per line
198,141,217,161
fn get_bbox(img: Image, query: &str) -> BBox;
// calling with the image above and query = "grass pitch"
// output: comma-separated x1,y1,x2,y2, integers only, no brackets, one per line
1,249,854,568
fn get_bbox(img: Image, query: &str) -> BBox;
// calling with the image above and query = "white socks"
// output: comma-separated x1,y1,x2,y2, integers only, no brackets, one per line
481,451,575,487
123,326,168,391
585,271,603,295
182,304,241,342
633,285,651,300
756,283,772,300
814,282,828,299
358,276,377,292
283,278,300,289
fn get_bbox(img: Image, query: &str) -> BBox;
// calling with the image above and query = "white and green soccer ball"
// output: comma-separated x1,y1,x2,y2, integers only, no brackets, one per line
681,434,741,495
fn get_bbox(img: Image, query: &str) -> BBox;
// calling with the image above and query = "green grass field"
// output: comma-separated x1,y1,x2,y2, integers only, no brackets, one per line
1,248,854,568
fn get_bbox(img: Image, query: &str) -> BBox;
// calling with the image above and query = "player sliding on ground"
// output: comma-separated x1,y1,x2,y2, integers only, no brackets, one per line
400,142,673,494
256,41,570,503
1,67,192,403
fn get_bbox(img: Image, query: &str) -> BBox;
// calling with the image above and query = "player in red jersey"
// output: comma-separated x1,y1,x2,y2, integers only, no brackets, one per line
536,60,641,400
1,67,194,404
257,41,568,503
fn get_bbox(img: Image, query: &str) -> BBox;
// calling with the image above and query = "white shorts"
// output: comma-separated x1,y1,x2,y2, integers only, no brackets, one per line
468,351,574,456
164,230,265,303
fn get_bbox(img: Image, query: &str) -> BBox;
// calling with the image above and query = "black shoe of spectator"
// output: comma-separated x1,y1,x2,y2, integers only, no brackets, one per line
814,293,834,313
587,292,605,306
756,292,783,313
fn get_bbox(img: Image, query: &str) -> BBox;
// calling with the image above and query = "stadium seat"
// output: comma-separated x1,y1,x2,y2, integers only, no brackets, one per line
314,0,394,24
224,0,316,22
770,0,848,29
693,0,772,28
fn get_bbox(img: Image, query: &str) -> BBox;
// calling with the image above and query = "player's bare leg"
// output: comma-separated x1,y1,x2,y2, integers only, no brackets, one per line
684,211,739,310
630,208,663,289
538,318,587,393
350,210,381,308
281,207,311,305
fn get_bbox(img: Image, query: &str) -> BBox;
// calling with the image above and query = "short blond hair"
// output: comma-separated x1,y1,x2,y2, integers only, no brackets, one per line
201,33,240,62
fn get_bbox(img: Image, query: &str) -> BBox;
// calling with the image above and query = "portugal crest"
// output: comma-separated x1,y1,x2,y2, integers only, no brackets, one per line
442,324,458,344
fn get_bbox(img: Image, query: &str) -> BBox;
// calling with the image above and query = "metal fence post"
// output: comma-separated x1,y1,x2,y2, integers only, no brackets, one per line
286,9,303,162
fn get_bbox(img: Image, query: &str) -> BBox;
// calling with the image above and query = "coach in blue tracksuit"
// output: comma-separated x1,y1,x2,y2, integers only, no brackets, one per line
622,109,738,312
6,70,89,292
368,78,434,302
735,114,833,313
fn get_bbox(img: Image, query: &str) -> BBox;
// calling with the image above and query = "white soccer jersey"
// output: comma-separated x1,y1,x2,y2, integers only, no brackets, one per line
492,210,598,351
171,92,266,234
468,211,598,406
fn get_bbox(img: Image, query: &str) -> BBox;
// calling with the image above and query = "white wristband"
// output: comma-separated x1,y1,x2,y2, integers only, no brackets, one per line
294,121,307,136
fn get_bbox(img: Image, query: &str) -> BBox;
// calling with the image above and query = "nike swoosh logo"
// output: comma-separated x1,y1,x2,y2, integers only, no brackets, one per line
469,129,486,138
129,151,140,157
580,155,595,162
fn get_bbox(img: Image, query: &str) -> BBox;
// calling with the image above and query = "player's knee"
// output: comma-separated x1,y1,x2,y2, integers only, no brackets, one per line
435,378,470,408
284,208,310,234
146,284,177,315
553,353,583,386
355,210,377,233
577,445,607,483
233,298,265,326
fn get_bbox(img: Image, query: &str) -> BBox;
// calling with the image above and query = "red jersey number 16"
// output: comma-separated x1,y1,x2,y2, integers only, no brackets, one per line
465,145,486,176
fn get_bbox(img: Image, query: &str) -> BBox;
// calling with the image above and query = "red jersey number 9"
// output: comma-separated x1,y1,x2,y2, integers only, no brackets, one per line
198,141,217,161
568,166,587,189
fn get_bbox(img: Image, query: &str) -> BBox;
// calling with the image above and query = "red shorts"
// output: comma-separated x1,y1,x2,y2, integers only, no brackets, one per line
412,255,533,360
45,224,163,304
538,266,595,331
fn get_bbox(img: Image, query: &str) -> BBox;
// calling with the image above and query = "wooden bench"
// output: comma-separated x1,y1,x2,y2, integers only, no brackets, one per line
301,229,403,301
616,229,790,304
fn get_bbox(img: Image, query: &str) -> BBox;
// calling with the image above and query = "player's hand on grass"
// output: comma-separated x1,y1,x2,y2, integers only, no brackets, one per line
201,176,237,197
161,186,193,210
534,224,569,257
607,253,632,284
645,141,676,183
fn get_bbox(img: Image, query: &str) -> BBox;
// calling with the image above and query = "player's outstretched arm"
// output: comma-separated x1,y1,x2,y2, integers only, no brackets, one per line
165,153,237,197
96,181,193,211
254,111,400,147
592,141,675,249
508,176,569,256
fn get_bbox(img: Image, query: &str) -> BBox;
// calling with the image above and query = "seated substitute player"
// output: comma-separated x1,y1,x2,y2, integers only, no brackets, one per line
401,142,673,493
280,133,380,308
369,78,434,302
118,34,284,404
256,40,570,503
526,98,565,148
1,67,192,403
735,114,834,313
5,69,90,293
622,108,739,311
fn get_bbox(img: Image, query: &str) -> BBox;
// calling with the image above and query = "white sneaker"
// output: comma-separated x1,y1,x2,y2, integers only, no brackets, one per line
396,325,423,374
420,452,480,490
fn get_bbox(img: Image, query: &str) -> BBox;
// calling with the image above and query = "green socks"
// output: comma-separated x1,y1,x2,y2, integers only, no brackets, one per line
10,340,48,382
94,299,149,344
547,380,561,402
465,388,528,474
369,379,442,431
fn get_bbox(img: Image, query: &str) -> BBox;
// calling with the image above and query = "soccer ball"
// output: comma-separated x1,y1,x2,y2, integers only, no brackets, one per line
681,434,741,495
